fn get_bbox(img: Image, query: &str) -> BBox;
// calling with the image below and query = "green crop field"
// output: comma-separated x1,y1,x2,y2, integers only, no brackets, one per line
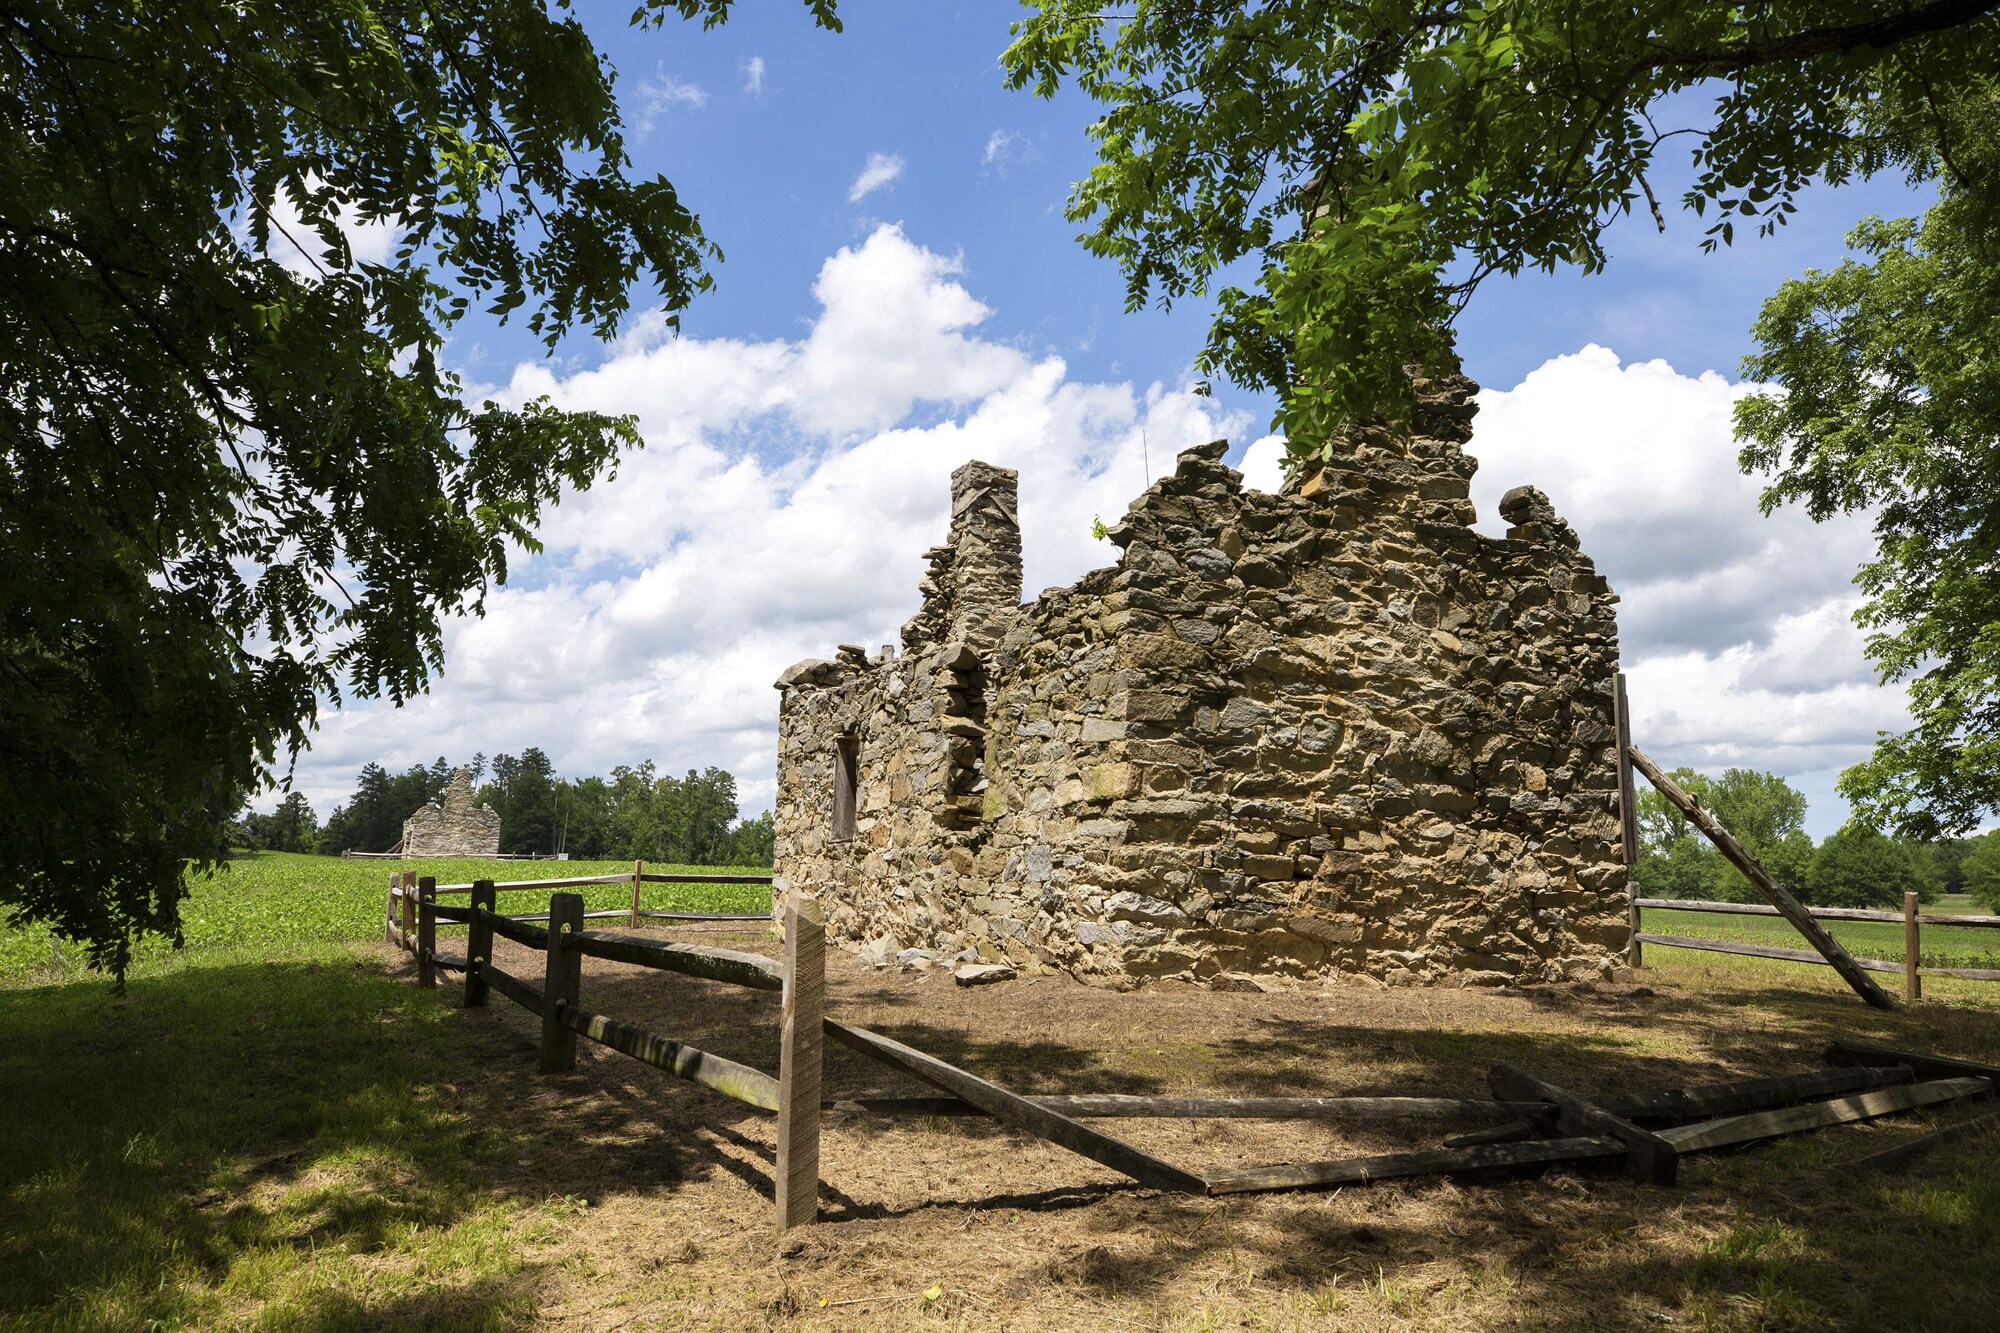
0,852,773,988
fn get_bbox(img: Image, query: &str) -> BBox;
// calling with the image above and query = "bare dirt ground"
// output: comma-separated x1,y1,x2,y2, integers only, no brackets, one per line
402,926,2000,1331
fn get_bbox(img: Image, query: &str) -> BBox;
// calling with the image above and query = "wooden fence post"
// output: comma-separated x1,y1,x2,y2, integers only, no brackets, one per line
541,892,584,1074
417,876,437,988
776,898,825,1233
1628,889,1644,970
399,869,417,949
1905,891,1922,1004
465,879,495,1008
630,858,644,929
1613,671,1639,866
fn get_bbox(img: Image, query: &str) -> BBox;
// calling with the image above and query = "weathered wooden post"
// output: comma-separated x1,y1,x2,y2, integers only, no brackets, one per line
1613,672,1639,866
417,876,438,988
1615,673,1642,971
630,858,644,929
465,879,495,1008
399,869,418,948
1905,891,1922,1004
541,892,585,1074
776,898,825,1233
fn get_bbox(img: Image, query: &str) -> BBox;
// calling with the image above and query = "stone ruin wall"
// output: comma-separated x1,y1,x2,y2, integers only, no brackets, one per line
402,768,503,858
772,374,1630,988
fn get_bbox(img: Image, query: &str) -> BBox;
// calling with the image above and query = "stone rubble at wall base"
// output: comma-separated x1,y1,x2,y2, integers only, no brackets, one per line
772,373,1631,989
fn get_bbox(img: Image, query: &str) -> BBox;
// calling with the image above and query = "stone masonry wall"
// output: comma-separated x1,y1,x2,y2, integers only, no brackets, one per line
402,768,503,858
772,375,1630,988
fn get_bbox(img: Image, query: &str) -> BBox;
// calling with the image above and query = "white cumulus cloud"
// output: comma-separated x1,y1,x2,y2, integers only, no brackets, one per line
742,56,765,93
848,151,905,202
1464,345,1896,805
292,224,1247,819
282,269,1906,840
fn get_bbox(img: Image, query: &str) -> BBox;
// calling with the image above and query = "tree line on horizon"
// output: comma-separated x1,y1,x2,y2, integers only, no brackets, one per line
239,750,773,867
1633,766,2000,914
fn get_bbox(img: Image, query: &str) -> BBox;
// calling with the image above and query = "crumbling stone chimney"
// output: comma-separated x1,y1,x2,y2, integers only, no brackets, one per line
902,460,1023,652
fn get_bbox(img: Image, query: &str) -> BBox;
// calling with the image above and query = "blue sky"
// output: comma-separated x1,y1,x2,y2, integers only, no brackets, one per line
287,4,1940,842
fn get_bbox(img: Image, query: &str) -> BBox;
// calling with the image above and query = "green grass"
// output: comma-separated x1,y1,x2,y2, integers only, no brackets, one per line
1,852,773,989
0,851,775,1330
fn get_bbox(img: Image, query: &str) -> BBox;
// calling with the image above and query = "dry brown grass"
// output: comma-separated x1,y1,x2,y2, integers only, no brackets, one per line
425,928,2000,1331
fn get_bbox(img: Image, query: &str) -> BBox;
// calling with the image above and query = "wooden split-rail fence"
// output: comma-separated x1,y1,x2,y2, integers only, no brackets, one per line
1609,672,2000,1009
389,875,1998,1232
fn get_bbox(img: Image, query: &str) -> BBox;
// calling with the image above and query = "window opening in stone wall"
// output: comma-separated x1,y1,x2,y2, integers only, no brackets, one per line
831,735,859,842
941,656,990,827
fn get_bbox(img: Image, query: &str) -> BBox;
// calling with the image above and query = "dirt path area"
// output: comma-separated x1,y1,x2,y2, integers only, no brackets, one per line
406,924,2000,1330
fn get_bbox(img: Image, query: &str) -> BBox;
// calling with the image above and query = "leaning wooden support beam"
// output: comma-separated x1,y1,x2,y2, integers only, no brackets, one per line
1490,1061,1679,1185
556,1001,779,1111
828,1094,1550,1121
776,901,825,1232
1204,1137,1626,1196
431,952,468,973
1658,1078,1992,1152
1825,1041,2000,1090
1847,1108,2000,1174
824,1020,1208,1195
567,929,784,991
429,902,473,924
1628,745,1897,1009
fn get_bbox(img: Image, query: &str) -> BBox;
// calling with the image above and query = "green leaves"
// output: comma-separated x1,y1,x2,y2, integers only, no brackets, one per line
1005,1,2000,446
1737,96,2000,836
0,0,837,978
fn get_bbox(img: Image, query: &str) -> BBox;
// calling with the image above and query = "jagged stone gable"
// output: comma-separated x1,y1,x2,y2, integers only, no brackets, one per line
402,767,503,858
772,378,1630,989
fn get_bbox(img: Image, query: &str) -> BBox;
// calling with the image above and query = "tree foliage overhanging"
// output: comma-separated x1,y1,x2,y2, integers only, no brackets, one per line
0,0,838,977
1007,1,2000,832
1737,108,2000,838
1005,0,2000,443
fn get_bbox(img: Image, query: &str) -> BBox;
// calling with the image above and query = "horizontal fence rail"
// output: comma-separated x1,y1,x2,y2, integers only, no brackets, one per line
1637,897,2000,930
429,872,774,896
554,1000,781,1110
1633,893,2000,998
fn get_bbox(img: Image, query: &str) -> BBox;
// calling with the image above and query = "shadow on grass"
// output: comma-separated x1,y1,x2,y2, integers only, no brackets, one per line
11,939,2000,1332
0,952,778,1331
